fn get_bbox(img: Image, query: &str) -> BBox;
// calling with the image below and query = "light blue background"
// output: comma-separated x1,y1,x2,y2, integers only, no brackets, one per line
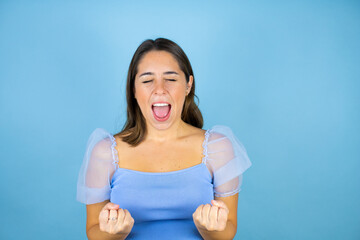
1,1,359,239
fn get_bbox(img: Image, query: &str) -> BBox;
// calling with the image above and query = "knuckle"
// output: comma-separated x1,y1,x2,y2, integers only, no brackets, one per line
109,226,116,234
207,223,215,231
117,224,125,232
124,220,132,227
125,218,135,227
218,224,226,231
114,226,122,234
99,224,105,232
125,209,133,218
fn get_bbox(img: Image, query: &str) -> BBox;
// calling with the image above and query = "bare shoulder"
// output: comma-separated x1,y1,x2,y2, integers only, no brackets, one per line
185,124,207,139
113,131,132,150
173,125,206,150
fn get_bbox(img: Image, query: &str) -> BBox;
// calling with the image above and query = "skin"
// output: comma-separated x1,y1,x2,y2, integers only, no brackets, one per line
85,50,238,239
134,50,193,142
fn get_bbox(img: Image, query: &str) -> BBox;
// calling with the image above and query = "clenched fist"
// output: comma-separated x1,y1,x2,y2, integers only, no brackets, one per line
192,200,229,231
99,202,135,235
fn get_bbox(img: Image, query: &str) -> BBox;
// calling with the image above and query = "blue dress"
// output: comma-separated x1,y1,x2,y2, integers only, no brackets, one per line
76,125,252,239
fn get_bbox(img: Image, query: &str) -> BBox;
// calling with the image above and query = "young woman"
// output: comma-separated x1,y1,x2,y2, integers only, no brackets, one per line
76,38,252,239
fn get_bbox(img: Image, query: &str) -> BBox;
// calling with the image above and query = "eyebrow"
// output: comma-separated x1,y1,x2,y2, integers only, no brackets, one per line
138,71,179,78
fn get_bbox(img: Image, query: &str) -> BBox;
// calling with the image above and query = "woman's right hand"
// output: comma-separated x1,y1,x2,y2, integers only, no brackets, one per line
98,202,135,235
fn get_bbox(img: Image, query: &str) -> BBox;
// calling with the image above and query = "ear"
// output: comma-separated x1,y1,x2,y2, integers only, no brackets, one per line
187,75,193,94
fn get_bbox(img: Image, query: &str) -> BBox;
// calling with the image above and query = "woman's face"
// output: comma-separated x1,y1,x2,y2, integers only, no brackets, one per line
134,50,193,130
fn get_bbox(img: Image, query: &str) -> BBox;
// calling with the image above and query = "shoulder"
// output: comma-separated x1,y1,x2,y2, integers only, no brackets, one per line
207,125,235,136
182,124,235,148
205,125,236,147
86,128,115,160
204,124,251,161
180,124,208,148
188,125,207,140
205,124,252,174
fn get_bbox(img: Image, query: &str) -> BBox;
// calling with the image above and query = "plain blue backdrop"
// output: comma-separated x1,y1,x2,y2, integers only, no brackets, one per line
0,0,359,239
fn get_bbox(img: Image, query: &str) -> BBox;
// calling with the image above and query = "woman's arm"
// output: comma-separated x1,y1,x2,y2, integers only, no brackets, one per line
86,200,133,240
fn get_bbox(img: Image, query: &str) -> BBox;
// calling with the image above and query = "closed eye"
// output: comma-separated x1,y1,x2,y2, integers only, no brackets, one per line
142,79,176,83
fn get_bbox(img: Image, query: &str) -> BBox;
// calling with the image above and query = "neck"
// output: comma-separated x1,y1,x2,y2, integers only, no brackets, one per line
145,119,188,143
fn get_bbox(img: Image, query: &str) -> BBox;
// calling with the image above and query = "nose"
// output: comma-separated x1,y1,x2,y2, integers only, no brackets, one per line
154,79,166,95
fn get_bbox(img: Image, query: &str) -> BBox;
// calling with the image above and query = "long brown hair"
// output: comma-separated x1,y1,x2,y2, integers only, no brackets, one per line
116,38,203,147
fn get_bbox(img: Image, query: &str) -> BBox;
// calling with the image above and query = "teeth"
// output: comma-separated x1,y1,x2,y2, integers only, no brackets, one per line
153,103,169,107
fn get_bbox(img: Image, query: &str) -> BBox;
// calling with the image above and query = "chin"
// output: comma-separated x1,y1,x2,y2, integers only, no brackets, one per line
152,119,173,127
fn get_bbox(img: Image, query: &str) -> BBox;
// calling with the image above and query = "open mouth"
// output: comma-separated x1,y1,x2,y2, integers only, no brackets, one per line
152,103,171,121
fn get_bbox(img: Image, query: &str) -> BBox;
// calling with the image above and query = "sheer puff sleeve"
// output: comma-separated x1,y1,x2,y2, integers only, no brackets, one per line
205,125,252,197
76,128,118,205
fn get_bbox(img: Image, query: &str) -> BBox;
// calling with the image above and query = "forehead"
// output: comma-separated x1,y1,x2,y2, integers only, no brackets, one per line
137,50,181,73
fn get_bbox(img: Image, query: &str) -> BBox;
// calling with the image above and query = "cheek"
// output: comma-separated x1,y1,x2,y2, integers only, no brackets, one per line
135,89,150,110
172,90,186,107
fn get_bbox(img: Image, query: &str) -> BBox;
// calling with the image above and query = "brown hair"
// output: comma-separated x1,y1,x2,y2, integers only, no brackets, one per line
116,37,203,146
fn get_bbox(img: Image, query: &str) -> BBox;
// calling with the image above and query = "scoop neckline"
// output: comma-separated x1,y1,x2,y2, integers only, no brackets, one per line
110,128,211,175
114,161,207,175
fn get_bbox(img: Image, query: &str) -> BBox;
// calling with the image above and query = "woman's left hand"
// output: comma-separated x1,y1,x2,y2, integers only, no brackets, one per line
192,199,229,231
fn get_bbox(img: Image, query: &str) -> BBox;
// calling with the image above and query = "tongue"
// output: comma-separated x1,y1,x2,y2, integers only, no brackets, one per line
153,105,170,118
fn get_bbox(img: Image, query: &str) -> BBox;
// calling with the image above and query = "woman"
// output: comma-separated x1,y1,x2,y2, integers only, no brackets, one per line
76,38,252,239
